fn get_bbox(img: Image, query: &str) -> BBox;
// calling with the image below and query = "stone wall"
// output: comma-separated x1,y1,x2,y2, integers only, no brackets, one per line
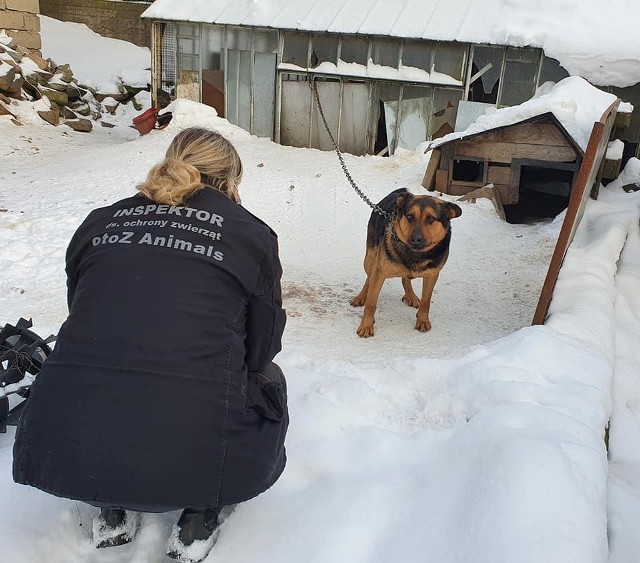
39,0,152,48
0,0,42,53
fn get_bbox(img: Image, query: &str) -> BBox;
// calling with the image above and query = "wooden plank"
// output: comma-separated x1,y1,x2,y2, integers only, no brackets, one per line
487,165,511,186
422,148,441,191
455,140,578,163
435,169,449,192
532,99,620,325
477,121,573,147
448,183,477,196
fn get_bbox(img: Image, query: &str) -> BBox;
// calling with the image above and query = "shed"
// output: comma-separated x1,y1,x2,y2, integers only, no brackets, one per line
422,77,620,222
423,112,583,220
140,0,640,159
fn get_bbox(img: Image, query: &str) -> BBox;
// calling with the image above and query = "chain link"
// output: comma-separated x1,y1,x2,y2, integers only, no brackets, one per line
310,78,390,218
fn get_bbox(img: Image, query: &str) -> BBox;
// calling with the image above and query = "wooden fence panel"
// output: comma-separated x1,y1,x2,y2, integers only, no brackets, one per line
532,99,620,325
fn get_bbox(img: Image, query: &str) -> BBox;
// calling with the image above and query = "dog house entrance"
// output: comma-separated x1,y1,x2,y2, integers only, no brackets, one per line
505,161,576,224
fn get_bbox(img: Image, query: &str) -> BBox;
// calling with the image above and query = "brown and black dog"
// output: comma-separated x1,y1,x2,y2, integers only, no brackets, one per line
351,188,462,337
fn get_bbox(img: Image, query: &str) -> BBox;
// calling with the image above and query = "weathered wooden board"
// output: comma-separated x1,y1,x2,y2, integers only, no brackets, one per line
532,99,620,325
474,121,574,148
455,140,578,164
435,168,449,192
422,148,441,191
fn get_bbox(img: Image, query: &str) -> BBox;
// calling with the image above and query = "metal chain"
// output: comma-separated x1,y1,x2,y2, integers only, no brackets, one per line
310,78,389,218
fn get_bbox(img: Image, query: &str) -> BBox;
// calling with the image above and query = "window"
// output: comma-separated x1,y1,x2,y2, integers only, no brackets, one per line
283,32,310,67
340,36,369,65
401,40,433,73
452,158,486,183
433,42,466,81
310,34,338,67
370,38,400,69
498,47,542,107
500,61,539,107
469,45,504,104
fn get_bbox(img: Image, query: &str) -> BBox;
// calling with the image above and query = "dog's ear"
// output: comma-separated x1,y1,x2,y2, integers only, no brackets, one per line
445,202,462,219
395,191,413,212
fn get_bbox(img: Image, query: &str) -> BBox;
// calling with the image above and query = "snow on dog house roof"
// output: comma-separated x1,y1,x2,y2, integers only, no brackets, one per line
142,0,640,88
428,77,620,153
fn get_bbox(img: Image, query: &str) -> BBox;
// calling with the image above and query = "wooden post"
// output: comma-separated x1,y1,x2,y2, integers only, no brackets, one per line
532,99,620,325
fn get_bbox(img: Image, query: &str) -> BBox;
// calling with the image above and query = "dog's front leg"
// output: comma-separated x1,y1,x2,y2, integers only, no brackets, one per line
415,272,439,332
401,277,420,308
350,277,370,307
357,270,386,338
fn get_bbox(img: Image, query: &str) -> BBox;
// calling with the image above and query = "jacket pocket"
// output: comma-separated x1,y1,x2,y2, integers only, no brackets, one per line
246,369,286,422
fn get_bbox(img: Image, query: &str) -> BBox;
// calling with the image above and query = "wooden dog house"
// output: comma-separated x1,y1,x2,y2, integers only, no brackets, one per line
422,112,583,220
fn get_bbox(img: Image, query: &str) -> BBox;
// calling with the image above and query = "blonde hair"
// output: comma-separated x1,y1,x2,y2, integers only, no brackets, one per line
136,127,243,206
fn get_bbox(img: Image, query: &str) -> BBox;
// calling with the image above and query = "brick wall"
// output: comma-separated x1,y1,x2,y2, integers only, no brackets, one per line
39,0,152,48
0,0,42,52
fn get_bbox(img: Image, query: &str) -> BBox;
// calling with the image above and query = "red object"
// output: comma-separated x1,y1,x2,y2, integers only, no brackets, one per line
132,108,158,135
132,107,172,136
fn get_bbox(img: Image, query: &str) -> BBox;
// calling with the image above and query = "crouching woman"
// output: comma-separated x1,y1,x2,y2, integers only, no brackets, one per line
12,127,288,563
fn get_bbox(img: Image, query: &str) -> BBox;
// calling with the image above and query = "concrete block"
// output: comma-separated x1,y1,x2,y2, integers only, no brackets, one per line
0,10,26,30
6,0,39,13
24,12,40,31
8,30,41,49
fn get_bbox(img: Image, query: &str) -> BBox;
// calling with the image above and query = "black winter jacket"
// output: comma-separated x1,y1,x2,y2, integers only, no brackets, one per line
13,189,287,511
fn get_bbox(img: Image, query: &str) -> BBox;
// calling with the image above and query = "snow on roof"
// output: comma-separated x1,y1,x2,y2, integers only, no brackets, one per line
428,76,619,153
142,0,640,88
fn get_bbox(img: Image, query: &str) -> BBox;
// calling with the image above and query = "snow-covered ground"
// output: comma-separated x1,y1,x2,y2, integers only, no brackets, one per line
1,16,640,563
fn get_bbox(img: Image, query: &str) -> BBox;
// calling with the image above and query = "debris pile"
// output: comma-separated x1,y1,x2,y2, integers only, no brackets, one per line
0,32,150,132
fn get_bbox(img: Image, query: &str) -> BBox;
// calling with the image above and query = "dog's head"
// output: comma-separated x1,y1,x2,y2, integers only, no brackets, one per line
394,192,462,252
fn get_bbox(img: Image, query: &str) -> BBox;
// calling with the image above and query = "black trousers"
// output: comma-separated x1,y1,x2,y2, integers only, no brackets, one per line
91,361,285,514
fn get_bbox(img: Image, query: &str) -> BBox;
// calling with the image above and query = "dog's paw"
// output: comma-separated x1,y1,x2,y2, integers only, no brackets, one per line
356,323,375,338
402,295,420,308
415,319,432,332
350,295,366,307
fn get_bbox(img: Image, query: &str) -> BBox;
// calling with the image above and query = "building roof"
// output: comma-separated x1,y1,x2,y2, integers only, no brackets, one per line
429,77,619,153
142,0,640,88
433,112,585,157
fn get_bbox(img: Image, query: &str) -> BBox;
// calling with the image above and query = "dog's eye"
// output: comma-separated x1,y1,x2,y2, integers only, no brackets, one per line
425,216,435,224
406,214,415,223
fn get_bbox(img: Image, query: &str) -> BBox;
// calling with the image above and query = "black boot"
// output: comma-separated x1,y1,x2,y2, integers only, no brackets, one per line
92,508,140,548
166,508,220,563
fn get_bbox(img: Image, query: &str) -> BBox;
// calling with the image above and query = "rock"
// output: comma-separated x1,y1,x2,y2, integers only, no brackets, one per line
94,91,129,103
0,102,17,117
6,75,24,97
55,64,74,83
69,101,91,116
66,83,87,102
124,84,144,97
39,86,68,106
100,121,116,128
60,105,76,119
0,64,16,91
64,118,93,132
37,109,61,125
102,96,119,114
0,44,21,63
46,80,68,92
24,52,49,71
